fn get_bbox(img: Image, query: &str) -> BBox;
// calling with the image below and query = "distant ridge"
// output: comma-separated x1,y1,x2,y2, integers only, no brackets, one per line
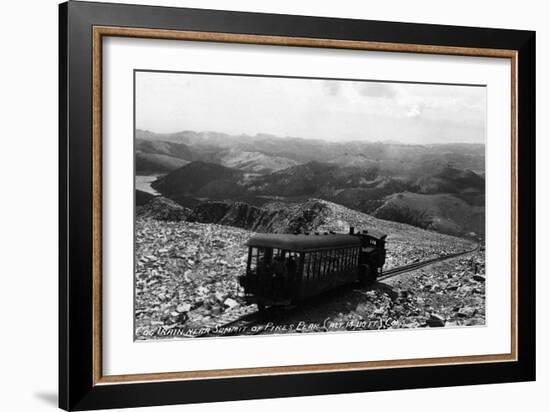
136,130,485,237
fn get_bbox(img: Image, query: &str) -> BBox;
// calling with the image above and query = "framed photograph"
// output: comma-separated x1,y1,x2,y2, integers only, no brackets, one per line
59,1,535,410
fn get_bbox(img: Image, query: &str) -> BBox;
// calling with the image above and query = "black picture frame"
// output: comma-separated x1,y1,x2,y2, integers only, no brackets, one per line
59,1,536,410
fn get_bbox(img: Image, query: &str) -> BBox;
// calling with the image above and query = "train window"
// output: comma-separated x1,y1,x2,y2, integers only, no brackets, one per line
272,249,288,270
316,251,323,279
343,248,348,269
342,249,349,270
247,247,252,270
308,252,314,280
311,252,316,280
309,253,314,278
248,247,263,271
248,247,255,270
287,252,299,277
305,253,310,280
342,249,347,271
265,248,273,265
312,252,317,279
273,248,285,259
248,247,275,271
306,252,323,281
288,251,299,261
315,251,321,279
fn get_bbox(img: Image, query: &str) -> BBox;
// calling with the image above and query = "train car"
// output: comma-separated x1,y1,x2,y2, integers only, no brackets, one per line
238,227,386,310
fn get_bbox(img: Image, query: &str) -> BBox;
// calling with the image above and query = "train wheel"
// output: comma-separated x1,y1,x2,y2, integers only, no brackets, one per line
360,265,377,286
366,270,377,285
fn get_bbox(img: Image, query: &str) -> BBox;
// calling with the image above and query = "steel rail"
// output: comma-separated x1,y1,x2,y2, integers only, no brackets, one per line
378,245,480,281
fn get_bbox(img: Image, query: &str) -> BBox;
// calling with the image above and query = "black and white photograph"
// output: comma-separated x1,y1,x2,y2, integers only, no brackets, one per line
1,0,541,409
134,71,487,340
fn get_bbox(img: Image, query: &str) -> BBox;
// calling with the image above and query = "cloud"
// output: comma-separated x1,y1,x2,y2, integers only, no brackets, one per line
405,103,425,118
358,82,396,98
137,71,485,144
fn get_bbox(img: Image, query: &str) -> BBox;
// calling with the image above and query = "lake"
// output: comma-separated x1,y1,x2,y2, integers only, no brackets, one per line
135,175,163,195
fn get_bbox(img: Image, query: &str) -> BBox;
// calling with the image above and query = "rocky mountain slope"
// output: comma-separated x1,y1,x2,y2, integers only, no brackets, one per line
187,199,328,234
136,196,191,221
134,198,476,339
184,197,475,262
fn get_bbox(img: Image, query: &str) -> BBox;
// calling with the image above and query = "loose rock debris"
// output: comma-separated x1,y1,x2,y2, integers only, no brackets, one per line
135,215,481,339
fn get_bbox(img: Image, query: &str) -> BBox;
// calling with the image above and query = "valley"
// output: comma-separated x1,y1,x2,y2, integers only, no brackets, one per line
135,129,486,238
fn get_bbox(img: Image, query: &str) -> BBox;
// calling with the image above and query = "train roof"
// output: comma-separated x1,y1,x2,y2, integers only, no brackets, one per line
246,233,362,252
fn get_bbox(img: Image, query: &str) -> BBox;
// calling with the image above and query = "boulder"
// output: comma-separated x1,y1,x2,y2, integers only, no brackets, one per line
223,298,240,309
426,314,446,327
457,306,477,318
176,303,192,313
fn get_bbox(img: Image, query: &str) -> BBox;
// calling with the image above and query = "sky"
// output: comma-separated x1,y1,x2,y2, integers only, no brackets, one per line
135,71,486,144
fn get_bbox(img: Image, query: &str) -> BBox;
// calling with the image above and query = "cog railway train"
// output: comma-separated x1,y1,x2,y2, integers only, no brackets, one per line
238,227,387,310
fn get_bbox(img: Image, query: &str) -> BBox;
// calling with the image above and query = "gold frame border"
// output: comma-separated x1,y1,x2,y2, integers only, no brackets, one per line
92,26,518,386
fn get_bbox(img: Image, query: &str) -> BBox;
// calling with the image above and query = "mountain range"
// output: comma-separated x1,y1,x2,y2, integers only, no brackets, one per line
137,129,485,237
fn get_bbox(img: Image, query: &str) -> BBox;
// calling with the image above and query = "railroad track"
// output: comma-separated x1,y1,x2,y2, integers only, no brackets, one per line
199,245,480,337
378,245,480,281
